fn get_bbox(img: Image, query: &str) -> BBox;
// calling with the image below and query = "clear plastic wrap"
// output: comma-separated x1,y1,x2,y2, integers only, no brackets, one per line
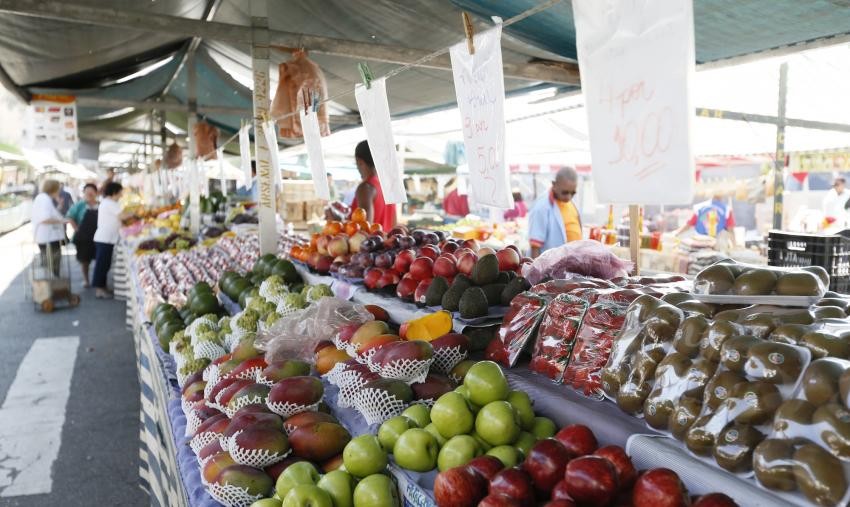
563,301,628,399
522,240,633,284
256,298,373,364
496,291,549,367
693,261,828,304
529,294,588,381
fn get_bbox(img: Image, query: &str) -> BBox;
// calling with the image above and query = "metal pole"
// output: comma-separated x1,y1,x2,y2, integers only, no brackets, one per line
251,0,277,254
773,63,788,230
187,50,200,235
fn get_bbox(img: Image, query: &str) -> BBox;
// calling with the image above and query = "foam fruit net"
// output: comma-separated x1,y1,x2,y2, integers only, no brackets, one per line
266,399,321,418
194,341,227,362
186,409,206,437
207,482,265,507
323,361,350,385
433,345,468,374
224,393,268,419
353,388,408,425
335,371,372,408
190,430,221,455
255,373,275,387
378,358,433,384
225,430,291,468
230,366,263,381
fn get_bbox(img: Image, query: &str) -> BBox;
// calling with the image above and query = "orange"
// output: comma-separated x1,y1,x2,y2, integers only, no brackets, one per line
290,245,303,259
344,221,361,236
351,208,367,223
369,223,383,234
324,221,343,235
310,235,319,249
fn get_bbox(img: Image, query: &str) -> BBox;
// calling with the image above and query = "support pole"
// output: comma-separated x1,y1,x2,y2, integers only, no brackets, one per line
187,51,200,236
251,0,277,254
773,63,788,230
629,205,640,275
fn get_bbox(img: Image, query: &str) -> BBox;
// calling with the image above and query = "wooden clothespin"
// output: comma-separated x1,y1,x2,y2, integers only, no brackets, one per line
302,89,310,115
462,12,475,55
358,62,374,89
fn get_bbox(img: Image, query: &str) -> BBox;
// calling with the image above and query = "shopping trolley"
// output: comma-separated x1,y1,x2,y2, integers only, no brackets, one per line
30,242,80,312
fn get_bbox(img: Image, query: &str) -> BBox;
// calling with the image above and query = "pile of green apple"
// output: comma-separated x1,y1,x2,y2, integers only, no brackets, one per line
368,360,557,475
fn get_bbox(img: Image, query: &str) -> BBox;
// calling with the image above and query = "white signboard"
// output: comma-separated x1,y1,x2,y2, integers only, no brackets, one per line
354,78,408,204
449,24,513,209
263,119,282,191
239,124,252,186
573,0,695,204
23,95,79,150
300,109,330,200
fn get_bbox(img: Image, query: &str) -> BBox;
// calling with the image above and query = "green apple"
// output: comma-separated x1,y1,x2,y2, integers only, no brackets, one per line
282,484,333,507
393,428,439,472
424,423,447,447
486,445,522,468
343,434,388,478
475,401,521,446
514,431,537,456
401,404,431,428
317,470,355,507
353,473,400,507
430,392,474,438
507,390,535,430
470,431,492,452
251,499,282,507
377,416,413,453
463,361,509,406
437,435,482,472
531,416,556,439
276,461,321,499
453,385,481,412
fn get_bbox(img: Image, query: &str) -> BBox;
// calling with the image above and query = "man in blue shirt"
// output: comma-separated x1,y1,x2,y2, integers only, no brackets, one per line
528,167,583,257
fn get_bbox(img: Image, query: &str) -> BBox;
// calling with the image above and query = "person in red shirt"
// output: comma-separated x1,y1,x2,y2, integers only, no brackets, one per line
442,178,469,219
351,140,396,230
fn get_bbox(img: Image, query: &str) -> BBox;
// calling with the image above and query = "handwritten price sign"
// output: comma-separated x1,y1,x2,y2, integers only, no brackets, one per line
450,24,513,209
574,0,695,205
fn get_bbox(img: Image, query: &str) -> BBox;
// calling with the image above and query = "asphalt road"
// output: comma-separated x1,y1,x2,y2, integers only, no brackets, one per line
0,224,147,506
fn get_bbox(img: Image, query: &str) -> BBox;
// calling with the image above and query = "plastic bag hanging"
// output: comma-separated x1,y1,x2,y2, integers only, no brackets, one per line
193,121,218,160
270,50,330,139
164,143,182,169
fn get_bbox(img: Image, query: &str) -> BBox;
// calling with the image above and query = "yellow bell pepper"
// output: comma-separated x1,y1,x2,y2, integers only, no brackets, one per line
401,310,453,341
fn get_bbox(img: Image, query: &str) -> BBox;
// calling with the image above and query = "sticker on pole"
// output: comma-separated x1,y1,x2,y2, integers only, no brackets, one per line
300,109,330,200
450,24,513,209
354,78,408,204
573,0,696,205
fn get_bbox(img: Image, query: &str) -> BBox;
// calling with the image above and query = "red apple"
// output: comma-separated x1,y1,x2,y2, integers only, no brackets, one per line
564,456,619,506
551,479,574,502
434,466,488,507
409,257,434,281
454,247,474,258
396,274,419,300
522,438,571,494
505,244,520,256
692,493,738,507
364,268,384,289
442,241,459,254
457,252,479,276
462,239,480,252
434,256,459,279
393,248,417,273
489,468,535,504
632,469,689,507
496,248,521,272
315,255,333,274
466,455,505,481
414,279,433,305
594,446,637,489
419,244,440,260
479,494,523,507
478,247,496,257
555,424,598,457
543,501,577,507
439,252,458,263
376,270,401,289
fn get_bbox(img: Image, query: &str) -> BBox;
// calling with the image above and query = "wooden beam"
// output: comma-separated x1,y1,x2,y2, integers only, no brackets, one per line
75,96,250,115
0,0,579,85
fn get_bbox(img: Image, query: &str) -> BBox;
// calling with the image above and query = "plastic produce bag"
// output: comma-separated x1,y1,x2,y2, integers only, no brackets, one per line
495,291,548,367
522,240,633,285
530,294,588,381
164,143,182,169
563,301,628,399
193,121,218,160
270,50,330,139
256,297,373,363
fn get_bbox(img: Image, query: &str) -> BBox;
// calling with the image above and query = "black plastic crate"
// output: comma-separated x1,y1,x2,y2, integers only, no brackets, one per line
831,276,850,294
767,230,850,285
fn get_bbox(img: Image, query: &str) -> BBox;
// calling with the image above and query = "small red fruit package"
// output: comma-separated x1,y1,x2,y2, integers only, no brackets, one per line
496,292,549,367
563,302,628,399
530,294,589,382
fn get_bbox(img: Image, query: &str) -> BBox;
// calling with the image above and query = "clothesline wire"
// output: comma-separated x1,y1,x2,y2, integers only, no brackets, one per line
197,0,563,161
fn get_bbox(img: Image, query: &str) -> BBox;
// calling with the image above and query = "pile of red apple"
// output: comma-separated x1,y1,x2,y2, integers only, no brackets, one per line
435,422,740,507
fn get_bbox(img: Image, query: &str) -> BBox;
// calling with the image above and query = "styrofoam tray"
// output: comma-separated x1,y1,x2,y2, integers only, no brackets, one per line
689,293,820,308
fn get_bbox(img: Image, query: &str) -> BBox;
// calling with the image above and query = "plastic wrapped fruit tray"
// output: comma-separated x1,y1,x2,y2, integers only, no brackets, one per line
689,294,820,308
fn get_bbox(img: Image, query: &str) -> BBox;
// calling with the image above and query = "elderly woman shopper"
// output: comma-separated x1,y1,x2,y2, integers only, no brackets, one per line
66,183,99,287
31,179,68,276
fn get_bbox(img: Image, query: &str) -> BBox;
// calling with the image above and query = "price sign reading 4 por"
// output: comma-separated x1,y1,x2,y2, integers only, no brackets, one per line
573,0,696,205
354,78,408,205
450,24,513,209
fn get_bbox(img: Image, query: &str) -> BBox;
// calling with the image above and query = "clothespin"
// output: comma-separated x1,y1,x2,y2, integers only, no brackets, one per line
358,62,373,89
302,89,310,115
462,12,475,55
311,90,320,113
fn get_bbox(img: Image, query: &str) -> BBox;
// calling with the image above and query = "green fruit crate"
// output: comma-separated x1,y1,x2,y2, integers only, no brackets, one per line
767,230,850,292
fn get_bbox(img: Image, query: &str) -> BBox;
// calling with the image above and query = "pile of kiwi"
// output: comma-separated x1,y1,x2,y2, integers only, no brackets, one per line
695,262,829,297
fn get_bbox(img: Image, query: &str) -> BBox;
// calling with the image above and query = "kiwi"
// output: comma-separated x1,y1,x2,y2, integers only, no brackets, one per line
651,304,684,328
695,264,735,294
817,297,850,313
769,323,812,345
812,306,847,321
840,369,850,408
704,370,745,411
630,295,663,322
713,423,765,473
601,365,629,399
753,439,797,491
700,320,745,363
811,403,850,459
617,355,657,414
720,336,761,373
661,292,694,306
793,443,848,506
713,309,742,321
730,381,783,425
802,359,846,406
775,272,822,297
674,315,709,358
733,269,777,296
745,341,804,385
677,301,716,318
803,266,830,287
670,396,702,440
682,359,718,399
777,310,815,325
685,411,727,456
644,395,675,430
773,399,816,434
739,313,778,339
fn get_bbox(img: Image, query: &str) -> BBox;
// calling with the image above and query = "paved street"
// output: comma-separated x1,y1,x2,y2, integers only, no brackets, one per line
0,224,146,506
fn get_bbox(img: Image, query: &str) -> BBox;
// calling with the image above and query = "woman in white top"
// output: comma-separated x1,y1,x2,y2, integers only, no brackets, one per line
31,179,69,276
92,181,131,298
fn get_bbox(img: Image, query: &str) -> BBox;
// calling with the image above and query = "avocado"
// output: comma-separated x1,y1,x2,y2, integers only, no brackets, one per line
425,276,450,307
501,276,531,306
459,287,489,319
482,283,507,306
463,325,499,351
452,274,473,290
471,254,499,285
495,272,511,284
442,284,466,312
